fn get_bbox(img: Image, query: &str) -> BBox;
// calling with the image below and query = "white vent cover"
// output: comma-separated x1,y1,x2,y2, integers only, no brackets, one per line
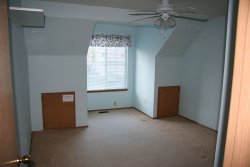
9,7,45,28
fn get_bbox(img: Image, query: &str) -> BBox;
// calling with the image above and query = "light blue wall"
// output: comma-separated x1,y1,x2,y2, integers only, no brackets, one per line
179,17,226,130
21,0,226,132
87,23,135,110
153,56,181,117
25,17,95,131
134,27,169,117
153,20,204,117
10,22,32,156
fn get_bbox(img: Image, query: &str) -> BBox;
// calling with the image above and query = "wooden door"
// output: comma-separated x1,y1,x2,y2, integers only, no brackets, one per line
0,0,19,166
157,86,180,118
223,0,250,166
42,92,76,130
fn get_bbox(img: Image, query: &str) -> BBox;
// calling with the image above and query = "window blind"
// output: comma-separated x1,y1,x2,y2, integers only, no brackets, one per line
87,47,128,91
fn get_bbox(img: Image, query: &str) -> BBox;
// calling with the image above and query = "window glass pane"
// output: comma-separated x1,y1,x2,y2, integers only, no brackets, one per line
87,47,128,91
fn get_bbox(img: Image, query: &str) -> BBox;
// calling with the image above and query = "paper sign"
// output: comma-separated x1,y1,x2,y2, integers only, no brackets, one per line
62,94,74,102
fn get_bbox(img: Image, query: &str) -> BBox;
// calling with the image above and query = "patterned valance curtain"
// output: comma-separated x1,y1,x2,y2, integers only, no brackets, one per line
90,34,132,47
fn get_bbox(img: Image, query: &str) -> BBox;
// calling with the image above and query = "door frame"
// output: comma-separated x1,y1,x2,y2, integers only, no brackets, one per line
213,0,239,166
222,0,250,165
0,0,19,166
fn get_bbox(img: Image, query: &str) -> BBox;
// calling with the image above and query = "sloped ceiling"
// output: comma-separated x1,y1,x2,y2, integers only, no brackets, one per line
157,19,205,57
37,0,228,18
24,17,95,55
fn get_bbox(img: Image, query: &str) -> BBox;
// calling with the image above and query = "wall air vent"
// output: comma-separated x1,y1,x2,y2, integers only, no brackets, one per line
9,7,45,28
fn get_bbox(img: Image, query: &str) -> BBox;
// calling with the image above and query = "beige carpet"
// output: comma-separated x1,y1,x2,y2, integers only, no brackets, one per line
31,108,217,167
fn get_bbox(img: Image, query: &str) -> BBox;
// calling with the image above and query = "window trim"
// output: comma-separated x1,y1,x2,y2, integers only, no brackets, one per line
87,89,128,93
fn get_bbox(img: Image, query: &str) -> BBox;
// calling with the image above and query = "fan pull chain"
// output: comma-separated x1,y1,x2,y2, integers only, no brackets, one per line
160,27,168,39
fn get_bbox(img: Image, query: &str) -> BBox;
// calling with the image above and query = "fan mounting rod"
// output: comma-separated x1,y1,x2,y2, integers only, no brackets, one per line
162,0,171,4
157,0,175,13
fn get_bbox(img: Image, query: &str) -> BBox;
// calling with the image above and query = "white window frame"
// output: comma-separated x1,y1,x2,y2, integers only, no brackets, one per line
87,47,128,93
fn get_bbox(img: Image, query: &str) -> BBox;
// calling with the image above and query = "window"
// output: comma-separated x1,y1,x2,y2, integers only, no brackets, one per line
87,47,128,92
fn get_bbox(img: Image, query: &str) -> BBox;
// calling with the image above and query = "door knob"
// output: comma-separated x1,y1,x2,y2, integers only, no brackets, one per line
17,155,32,166
1,155,32,166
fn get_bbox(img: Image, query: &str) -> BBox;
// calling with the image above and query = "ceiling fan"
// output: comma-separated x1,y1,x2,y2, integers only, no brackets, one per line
129,0,209,29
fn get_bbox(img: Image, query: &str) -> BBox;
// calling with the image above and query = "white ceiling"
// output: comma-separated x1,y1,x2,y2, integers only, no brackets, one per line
37,0,228,17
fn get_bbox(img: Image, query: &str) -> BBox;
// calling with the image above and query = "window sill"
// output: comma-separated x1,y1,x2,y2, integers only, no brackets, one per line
87,89,128,93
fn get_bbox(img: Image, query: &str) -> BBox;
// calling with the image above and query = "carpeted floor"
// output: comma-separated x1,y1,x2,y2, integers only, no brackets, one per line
31,108,217,167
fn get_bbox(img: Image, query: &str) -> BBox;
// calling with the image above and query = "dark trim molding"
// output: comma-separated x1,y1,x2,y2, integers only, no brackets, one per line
87,89,128,93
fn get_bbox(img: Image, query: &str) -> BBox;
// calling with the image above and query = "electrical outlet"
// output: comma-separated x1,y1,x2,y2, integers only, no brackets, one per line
114,101,117,106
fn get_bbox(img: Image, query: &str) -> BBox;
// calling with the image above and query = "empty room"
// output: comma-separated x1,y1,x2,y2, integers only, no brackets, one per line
1,0,250,167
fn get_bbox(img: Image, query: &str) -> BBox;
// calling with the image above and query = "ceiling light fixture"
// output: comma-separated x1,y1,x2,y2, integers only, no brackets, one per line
154,14,176,38
129,0,209,38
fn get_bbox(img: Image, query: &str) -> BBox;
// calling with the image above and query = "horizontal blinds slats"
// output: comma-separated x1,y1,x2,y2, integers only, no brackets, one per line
87,47,128,91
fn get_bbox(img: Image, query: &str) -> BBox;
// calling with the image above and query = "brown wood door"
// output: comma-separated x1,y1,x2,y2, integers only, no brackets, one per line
0,0,19,166
42,92,76,130
223,0,250,166
157,86,180,118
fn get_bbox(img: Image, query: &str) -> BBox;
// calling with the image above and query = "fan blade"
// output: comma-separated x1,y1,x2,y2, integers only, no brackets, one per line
168,11,209,21
128,14,161,23
129,11,159,15
172,7,198,13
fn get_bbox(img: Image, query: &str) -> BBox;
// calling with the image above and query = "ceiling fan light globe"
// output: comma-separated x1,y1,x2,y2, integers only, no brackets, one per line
154,18,163,29
162,23,170,29
162,17,176,29
166,17,176,27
